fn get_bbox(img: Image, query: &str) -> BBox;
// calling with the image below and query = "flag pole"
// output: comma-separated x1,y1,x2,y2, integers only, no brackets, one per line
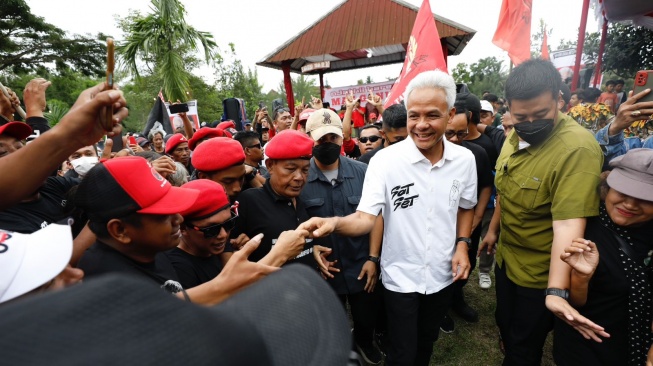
571,0,591,91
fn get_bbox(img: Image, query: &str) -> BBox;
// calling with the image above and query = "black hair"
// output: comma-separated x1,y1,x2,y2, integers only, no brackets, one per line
360,125,381,132
615,79,625,86
582,88,602,103
559,83,571,105
381,104,407,130
483,93,499,103
605,80,616,86
88,212,143,239
233,131,261,148
505,59,561,104
135,151,162,161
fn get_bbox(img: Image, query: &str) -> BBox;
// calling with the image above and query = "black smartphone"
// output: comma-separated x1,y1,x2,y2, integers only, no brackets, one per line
633,70,653,103
110,134,123,152
169,103,189,114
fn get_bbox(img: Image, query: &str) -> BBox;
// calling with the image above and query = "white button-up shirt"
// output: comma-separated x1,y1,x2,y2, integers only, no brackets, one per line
358,137,477,294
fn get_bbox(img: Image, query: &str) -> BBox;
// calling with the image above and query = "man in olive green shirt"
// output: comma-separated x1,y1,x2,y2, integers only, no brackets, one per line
480,59,603,366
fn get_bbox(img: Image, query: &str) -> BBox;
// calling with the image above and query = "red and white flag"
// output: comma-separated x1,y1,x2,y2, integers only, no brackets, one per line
492,0,533,66
384,0,447,108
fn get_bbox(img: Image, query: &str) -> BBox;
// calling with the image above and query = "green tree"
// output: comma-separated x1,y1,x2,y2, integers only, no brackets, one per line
276,74,319,107
116,0,219,102
603,23,653,78
556,31,600,66
214,44,263,120
452,57,508,97
531,19,553,59
0,0,106,76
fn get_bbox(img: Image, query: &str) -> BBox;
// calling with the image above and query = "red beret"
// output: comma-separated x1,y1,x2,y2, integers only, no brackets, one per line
0,122,32,140
188,127,229,151
193,137,245,172
165,133,188,154
217,121,236,130
265,130,313,160
179,179,230,220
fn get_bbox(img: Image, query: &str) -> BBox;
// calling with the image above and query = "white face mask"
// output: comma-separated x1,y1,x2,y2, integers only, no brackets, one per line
70,156,98,178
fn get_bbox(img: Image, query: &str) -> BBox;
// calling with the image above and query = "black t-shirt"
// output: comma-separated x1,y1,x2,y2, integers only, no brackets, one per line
553,214,653,365
462,141,494,197
164,247,223,289
79,241,182,290
358,145,383,164
229,180,317,267
484,125,507,158
466,132,499,170
0,176,79,233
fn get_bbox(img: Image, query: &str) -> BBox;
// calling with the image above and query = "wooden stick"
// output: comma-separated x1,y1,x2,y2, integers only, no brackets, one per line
0,81,26,119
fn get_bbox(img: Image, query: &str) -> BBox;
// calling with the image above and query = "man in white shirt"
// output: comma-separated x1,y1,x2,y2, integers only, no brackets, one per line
300,70,477,366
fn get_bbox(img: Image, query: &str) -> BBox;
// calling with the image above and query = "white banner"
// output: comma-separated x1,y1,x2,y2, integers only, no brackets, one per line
550,49,589,82
323,80,395,109
165,100,199,130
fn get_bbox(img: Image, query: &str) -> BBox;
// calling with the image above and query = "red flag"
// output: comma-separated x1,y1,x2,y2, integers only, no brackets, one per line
541,27,550,60
492,0,533,66
383,0,447,108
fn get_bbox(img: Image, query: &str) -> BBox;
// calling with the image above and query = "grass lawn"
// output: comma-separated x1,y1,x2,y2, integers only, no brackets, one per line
428,270,555,366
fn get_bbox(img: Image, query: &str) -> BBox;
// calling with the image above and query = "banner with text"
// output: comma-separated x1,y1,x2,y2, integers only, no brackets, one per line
323,80,395,108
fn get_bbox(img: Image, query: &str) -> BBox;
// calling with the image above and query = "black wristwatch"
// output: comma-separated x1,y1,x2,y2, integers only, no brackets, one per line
545,288,569,300
456,237,472,246
367,256,380,264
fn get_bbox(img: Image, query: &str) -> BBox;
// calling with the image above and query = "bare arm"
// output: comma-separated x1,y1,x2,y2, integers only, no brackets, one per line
453,207,474,281
472,186,491,232
70,224,96,267
181,114,194,139
478,194,501,256
299,210,377,239
547,218,587,293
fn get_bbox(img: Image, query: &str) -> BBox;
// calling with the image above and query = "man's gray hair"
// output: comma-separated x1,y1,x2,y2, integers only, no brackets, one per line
404,70,456,110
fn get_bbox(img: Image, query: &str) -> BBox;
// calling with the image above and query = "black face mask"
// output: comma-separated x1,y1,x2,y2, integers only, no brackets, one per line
513,119,554,146
312,142,341,165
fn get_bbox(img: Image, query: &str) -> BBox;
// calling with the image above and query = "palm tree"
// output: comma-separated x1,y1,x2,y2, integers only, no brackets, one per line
117,0,218,102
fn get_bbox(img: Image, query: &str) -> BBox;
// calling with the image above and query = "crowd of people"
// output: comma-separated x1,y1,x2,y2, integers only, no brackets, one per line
0,58,652,366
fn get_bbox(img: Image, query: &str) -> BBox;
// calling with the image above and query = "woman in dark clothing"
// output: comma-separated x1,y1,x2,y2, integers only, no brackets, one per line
549,148,653,366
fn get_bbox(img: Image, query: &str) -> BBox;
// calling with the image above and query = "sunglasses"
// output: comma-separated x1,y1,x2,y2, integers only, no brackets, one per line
248,143,262,149
444,130,469,139
187,214,238,239
359,136,381,143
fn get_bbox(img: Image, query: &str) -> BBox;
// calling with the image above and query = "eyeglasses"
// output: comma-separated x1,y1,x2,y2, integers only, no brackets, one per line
248,143,262,149
187,213,238,238
359,136,381,143
444,130,469,139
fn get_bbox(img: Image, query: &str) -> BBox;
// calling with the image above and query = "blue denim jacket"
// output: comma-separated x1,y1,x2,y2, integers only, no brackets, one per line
595,122,653,167
300,156,370,295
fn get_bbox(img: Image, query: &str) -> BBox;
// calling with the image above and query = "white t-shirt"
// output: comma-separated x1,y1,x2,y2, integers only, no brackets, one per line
359,137,477,294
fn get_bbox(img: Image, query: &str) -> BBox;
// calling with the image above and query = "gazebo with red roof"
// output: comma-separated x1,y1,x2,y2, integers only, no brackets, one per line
257,0,476,111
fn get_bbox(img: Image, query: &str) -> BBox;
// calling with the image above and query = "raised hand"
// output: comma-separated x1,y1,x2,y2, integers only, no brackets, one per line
345,90,357,110
560,238,599,277
310,95,322,109
23,78,51,117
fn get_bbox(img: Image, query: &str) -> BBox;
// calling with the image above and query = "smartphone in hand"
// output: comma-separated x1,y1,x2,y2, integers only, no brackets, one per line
633,70,653,103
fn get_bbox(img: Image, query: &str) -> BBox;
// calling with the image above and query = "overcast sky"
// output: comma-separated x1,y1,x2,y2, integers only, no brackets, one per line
27,0,598,91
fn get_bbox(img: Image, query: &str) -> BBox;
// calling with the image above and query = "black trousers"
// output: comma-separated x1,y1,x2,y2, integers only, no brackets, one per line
338,290,379,347
384,284,454,366
495,263,554,366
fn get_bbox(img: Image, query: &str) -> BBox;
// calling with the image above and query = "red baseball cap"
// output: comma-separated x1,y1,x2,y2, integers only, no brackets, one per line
0,122,32,140
188,127,229,151
193,137,245,173
265,130,313,160
165,134,188,154
74,156,200,222
369,113,377,119
299,108,316,122
179,179,230,220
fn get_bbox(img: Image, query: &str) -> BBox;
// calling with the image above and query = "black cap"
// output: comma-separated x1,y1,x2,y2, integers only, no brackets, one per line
454,92,481,114
0,264,351,366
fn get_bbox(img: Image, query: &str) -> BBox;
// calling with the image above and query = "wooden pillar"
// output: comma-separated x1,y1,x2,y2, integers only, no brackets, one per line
572,0,591,91
441,39,449,67
282,62,295,115
319,72,325,100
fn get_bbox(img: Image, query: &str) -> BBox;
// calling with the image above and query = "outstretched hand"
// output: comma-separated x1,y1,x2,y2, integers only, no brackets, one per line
297,217,337,239
545,295,610,342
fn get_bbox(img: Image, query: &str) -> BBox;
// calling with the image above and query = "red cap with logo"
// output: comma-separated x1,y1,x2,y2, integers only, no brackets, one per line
74,156,200,222
165,133,188,154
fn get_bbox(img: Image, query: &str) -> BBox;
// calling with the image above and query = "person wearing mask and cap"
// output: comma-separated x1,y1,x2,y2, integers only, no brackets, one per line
166,179,308,289
229,130,321,268
0,122,81,233
300,108,383,365
165,133,194,176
